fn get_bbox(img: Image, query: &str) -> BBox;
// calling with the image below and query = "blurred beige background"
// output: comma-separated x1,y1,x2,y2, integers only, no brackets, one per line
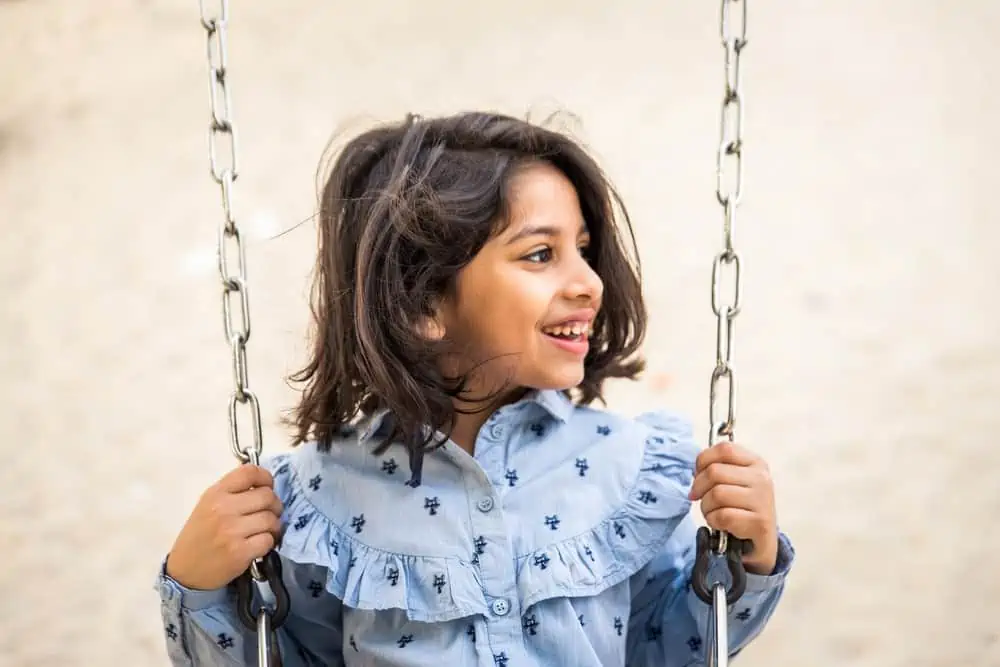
2,1,998,666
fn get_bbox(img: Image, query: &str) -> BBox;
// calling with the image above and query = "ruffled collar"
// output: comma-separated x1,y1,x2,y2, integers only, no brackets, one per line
357,388,575,445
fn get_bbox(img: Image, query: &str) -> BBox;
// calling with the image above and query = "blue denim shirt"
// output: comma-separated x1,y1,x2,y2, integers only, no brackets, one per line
156,389,794,666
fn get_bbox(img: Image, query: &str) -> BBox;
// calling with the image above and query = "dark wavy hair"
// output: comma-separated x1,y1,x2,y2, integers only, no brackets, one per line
287,111,647,483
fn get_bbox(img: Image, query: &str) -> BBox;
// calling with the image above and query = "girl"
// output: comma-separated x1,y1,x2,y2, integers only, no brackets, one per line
158,111,794,666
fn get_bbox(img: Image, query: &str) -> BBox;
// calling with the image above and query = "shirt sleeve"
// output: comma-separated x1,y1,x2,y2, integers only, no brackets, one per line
626,513,795,666
156,556,346,666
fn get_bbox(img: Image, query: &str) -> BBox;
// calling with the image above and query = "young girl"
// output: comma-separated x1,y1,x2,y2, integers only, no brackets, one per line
157,111,794,666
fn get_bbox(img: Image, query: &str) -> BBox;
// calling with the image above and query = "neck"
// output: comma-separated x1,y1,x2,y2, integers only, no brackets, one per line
448,385,530,455
448,410,488,455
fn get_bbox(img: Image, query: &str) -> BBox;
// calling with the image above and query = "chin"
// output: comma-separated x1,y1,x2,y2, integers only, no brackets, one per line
530,369,586,392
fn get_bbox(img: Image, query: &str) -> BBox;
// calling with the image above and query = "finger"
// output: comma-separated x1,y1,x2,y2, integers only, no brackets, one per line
219,464,274,493
688,462,756,500
698,484,757,517
242,531,277,562
232,487,284,518
695,441,758,473
703,507,763,541
235,510,284,541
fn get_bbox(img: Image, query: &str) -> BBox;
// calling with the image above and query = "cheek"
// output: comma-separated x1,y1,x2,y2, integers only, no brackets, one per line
494,274,550,331
463,273,549,348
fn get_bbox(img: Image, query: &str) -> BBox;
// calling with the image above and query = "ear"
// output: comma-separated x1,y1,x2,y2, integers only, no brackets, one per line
415,314,446,341
415,296,448,341
415,291,456,342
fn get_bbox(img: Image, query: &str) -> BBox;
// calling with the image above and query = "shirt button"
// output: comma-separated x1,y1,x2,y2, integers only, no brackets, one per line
490,424,505,439
491,598,510,616
477,497,495,513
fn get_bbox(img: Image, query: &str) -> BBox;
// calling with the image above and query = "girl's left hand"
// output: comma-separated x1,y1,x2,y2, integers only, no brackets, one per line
687,441,778,575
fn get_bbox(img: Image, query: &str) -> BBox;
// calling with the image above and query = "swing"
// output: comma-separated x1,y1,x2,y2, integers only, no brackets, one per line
196,2,754,665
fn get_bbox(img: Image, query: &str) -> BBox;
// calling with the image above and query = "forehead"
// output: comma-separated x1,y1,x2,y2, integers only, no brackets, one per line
502,162,587,235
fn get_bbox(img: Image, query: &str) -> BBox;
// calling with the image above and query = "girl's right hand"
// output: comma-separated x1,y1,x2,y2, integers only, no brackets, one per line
165,464,284,591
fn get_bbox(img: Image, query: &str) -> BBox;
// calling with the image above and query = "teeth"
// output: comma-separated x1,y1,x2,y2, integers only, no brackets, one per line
543,322,592,337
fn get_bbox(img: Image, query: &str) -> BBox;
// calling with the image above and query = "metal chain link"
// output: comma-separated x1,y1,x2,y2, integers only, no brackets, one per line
198,2,284,664
709,0,747,545
199,0,262,470
705,2,748,666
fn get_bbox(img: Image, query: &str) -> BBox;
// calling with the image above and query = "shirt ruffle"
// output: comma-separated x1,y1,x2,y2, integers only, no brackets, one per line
514,410,698,609
266,409,698,621
268,455,489,623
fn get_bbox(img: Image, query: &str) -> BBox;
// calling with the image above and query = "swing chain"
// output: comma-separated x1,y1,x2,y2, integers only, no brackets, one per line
199,0,261,466
199,1,289,664
694,2,752,666
709,0,747,451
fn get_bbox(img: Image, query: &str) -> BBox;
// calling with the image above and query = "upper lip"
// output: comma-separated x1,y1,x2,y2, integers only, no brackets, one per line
542,309,596,328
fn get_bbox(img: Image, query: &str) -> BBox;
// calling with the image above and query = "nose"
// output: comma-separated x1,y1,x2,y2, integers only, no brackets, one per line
565,253,603,306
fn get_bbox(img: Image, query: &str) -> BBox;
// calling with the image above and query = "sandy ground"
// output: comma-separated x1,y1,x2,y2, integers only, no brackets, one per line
1,1,999,665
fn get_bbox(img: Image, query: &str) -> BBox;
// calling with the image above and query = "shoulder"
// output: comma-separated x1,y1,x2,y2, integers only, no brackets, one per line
548,399,700,509
261,426,473,558
566,402,699,474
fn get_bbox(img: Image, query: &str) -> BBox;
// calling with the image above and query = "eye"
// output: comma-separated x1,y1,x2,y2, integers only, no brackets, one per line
523,247,553,264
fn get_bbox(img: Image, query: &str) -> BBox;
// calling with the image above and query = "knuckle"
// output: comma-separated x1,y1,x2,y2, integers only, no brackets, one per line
257,532,276,554
705,463,721,482
241,464,258,484
715,442,734,459
242,464,261,483
266,490,284,512
695,449,709,470
224,537,245,562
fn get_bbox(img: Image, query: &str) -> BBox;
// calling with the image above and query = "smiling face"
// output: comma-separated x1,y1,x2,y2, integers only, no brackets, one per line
436,161,605,399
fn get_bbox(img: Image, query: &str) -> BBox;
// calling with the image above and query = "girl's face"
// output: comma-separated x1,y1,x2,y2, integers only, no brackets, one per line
436,162,604,398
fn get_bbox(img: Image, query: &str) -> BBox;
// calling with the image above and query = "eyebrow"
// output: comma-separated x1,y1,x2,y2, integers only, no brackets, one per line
504,223,589,245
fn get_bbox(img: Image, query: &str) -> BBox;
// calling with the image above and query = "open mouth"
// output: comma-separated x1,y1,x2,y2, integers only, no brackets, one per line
541,322,591,341
541,322,592,354
543,331,587,342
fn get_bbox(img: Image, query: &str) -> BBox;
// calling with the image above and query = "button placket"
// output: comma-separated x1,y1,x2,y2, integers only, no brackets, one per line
475,421,506,488
465,472,522,658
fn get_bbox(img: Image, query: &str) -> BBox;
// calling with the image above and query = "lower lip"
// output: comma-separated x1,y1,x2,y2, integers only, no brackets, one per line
543,332,589,356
